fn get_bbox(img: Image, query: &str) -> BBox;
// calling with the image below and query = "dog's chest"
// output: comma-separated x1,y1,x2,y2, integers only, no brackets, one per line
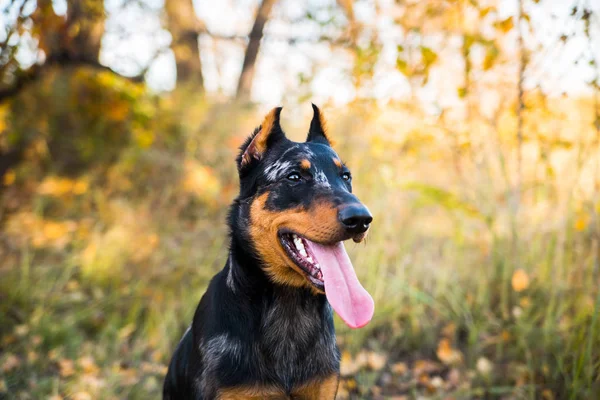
199,292,340,395
259,298,339,386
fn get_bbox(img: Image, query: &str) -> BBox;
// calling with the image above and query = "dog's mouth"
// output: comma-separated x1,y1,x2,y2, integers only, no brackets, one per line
280,232,325,291
278,231,374,329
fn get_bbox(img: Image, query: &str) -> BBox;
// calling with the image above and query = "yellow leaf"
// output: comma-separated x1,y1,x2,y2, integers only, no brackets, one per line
366,352,387,370
495,17,514,33
574,216,588,231
73,180,89,195
78,356,99,375
339,351,359,376
511,269,530,292
519,296,531,308
58,359,75,377
391,362,408,375
436,338,463,365
3,170,15,186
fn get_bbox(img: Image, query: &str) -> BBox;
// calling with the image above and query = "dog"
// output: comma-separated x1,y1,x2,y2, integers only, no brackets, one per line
163,105,374,399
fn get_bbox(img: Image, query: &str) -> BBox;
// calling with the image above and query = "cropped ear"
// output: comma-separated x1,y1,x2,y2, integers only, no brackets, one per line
306,103,334,145
238,107,286,170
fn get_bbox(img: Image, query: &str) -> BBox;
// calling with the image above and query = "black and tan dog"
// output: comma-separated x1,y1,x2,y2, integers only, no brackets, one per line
163,105,374,399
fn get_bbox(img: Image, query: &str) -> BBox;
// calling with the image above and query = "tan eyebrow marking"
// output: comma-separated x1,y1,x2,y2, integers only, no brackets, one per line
300,159,311,169
332,158,342,168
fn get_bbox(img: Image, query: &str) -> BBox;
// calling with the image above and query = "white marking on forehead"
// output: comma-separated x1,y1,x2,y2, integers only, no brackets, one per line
279,145,299,158
264,160,292,181
302,147,315,158
314,170,331,188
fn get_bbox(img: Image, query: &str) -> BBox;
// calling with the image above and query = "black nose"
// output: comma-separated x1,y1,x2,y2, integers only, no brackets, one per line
339,204,373,234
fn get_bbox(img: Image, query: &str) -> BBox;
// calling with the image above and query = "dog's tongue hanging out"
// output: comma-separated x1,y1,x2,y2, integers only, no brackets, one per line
305,241,374,329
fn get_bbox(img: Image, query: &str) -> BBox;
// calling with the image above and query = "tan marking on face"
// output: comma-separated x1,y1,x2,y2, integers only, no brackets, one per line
332,158,342,168
249,192,346,291
316,109,336,146
241,108,280,167
293,373,339,399
300,159,311,170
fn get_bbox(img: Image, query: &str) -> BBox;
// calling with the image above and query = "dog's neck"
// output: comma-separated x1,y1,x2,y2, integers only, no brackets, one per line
226,232,329,312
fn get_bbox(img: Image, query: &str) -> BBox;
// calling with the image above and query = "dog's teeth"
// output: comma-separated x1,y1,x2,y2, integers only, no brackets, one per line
306,256,313,263
294,238,305,252
299,248,307,257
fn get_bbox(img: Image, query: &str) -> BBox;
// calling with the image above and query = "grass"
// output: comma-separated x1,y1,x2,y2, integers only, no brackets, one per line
1,83,600,398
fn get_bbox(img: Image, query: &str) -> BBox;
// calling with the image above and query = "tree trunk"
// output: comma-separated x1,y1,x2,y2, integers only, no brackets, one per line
236,0,277,101
66,0,105,63
31,0,104,64
165,0,204,89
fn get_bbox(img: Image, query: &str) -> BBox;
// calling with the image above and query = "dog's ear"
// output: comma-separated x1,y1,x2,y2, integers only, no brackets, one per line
306,103,334,145
238,107,286,170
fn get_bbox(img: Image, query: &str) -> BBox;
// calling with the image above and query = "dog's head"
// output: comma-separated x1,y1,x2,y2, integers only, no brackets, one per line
233,105,374,328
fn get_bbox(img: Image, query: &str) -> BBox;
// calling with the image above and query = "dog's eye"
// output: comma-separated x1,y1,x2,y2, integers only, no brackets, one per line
287,173,301,182
341,172,351,181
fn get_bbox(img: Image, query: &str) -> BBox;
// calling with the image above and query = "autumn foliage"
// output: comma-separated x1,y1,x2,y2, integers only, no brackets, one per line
1,0,600,399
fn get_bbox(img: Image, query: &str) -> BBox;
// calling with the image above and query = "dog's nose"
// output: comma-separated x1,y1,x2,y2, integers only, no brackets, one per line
339,204,373,234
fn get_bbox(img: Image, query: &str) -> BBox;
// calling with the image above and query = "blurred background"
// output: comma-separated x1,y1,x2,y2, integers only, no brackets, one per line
1,0,599,398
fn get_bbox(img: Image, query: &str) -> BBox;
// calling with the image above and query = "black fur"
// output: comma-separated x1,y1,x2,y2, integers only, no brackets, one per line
163,106,369,399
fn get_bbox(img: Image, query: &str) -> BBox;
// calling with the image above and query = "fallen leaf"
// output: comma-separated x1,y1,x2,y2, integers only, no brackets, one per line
58,359,75,377
436,339,463,365
14,325,29,337
476,357,493,376
340,351,360,376
1,354,21,372
413,359,442,376
542,389,554,400
511,269,530,292
367,352,387,370
430,376,444,388
78,356,99,375
391,362,408,375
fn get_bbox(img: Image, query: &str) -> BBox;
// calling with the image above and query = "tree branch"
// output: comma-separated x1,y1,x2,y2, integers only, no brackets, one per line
0,55,145,103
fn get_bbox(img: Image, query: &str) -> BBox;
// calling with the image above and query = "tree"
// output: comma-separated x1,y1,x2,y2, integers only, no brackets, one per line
0,0,135,102
236,0,277,101
64,0,105,64
165,0,204,89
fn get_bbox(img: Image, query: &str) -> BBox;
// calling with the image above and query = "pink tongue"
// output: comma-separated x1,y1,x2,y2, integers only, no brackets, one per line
305,241,374,329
